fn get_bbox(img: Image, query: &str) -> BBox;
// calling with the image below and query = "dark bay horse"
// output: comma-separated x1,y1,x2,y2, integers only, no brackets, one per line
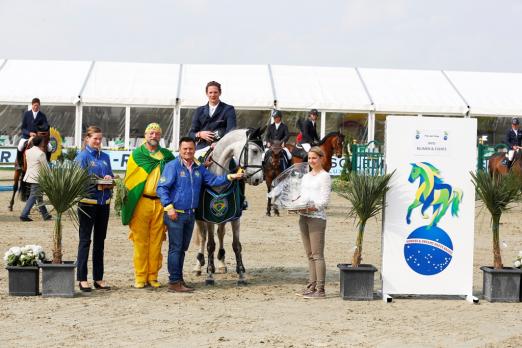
285,131,345,172
262,140,285,217
8,130,51,211
488,150,522,177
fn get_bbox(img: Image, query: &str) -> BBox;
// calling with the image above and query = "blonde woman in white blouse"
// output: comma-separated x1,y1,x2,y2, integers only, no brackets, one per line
297,146,331,299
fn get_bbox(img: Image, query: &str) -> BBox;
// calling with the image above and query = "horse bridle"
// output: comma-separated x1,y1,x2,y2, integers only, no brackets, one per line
209,134,264,179
237,139,264,178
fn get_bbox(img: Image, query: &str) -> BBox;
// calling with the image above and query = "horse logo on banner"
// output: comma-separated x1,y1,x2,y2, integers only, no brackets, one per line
404,162,463,276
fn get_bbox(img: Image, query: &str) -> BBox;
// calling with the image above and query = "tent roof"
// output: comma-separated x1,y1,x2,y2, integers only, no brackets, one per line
445,71,522,117
0,59,91,104
358,68,468,115
0,59,521,117
271,65,372,112
81,62,181,106
179,64,273,108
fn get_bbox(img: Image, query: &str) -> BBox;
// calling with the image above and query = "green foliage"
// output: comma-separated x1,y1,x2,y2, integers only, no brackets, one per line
56,147,79,163
38,160,91,263
471,170,521,217
343,171,394,226
113,177,127,217
471,170,522,269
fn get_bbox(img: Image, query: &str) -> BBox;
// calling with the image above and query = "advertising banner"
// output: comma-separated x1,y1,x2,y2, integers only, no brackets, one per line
382,116,476,297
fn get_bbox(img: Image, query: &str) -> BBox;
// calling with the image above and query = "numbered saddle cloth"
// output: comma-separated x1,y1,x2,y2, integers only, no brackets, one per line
196,180,243,223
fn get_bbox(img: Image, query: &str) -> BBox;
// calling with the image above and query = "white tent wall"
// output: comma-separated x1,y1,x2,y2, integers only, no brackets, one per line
444,71,522,117
357,68,469,115
81,62,181,106
179,64,274,108
271,65,372,112
0,60,91,104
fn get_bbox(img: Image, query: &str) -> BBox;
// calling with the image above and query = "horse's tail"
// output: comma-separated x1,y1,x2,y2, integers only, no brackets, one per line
450,188,463,217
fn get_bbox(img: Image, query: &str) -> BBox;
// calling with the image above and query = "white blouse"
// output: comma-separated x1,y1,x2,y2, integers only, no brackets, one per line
298,170,331,220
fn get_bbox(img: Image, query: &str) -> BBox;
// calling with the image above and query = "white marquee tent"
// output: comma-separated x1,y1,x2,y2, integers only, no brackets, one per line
0,59,521,149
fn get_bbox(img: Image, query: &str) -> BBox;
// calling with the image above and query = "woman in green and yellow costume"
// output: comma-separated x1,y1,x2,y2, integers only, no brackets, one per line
122,123,175,289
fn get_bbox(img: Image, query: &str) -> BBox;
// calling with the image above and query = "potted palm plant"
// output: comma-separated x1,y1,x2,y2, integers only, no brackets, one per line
471,170,522,302
37,160,91,297
336,171,393,300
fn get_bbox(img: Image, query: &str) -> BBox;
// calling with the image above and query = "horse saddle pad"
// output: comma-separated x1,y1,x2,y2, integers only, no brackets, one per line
196,181,243,223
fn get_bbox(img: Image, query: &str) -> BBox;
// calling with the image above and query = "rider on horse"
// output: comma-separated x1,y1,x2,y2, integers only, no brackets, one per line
299,109,320,151
17,98,49,165
505,117,522,169
264,110,292,171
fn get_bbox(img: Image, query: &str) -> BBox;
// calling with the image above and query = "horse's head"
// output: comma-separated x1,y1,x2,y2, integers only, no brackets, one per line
215,128,265,186
408,163,421,183
319,131,345,158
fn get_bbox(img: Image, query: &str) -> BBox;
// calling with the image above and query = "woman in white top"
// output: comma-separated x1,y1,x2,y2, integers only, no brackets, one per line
297,146,331,299
19,136,51,221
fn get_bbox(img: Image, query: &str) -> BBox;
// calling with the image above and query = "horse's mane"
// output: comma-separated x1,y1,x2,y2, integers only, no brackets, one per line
419,162,441,177
318,131,342,145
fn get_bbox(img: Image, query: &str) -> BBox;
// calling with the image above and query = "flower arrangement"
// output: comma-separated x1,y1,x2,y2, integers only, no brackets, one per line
514,251,522,269
4,245,46,267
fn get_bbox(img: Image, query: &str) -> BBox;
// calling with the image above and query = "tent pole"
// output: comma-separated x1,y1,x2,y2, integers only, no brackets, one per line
368,111,375,144
124,106,130,149
75,104,82,147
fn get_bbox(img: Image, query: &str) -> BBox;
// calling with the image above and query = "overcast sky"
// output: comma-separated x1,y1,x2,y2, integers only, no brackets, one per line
1,0,521,73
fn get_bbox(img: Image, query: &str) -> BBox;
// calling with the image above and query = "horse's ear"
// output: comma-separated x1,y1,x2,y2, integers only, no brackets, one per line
254,126,267,138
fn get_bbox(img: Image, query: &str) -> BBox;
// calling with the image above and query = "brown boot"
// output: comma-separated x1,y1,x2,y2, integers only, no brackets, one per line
303,288,326,299
295,281,316,296
168,281,195,293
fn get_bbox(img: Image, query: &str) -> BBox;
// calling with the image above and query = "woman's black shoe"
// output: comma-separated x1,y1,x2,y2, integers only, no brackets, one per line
94,281,111,290
79,282,92,292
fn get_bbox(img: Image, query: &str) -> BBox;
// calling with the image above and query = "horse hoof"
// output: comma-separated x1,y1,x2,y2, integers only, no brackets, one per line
205,279,215,286
266,212,271,216
237,279,248,286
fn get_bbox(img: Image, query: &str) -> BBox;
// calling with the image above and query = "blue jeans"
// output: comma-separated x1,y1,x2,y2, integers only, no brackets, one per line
20,183,49,219
164,212,195,283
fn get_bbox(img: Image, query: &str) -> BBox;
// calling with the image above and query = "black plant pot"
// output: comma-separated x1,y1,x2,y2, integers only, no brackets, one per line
6,266,39,296
480,266,522,302
337,263,377,300
38,261,76,298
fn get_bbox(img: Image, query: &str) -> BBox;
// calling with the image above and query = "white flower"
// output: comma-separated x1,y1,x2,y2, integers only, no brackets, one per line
10,247,21,257
514,260,521,268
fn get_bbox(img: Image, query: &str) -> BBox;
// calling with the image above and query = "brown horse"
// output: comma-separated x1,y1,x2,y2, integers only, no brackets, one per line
263,140,285,216
285,131,345,172
488,150,522,177
8,130,51,211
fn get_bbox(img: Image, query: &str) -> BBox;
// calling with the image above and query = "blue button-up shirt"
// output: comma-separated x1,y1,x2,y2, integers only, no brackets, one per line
75,145,114,205
157,157,229,210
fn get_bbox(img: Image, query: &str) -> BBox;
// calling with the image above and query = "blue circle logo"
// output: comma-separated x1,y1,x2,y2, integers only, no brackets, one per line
404,226,453,275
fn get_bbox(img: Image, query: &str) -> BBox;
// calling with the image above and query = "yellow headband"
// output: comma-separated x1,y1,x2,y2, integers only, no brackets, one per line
145,123,162,134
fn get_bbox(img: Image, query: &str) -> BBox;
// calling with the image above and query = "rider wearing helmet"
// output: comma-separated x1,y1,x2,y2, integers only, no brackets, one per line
505,117,522,168
264,110,292,169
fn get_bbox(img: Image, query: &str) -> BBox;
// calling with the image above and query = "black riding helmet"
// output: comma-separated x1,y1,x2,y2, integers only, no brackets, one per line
512,117,520,125
272,110,282,119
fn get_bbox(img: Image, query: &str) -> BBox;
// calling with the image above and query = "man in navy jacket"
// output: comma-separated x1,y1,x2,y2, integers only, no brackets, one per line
188,81,237,151
21,98,49,139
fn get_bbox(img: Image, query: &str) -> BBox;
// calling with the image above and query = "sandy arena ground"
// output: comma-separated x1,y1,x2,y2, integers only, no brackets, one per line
0,170,521,347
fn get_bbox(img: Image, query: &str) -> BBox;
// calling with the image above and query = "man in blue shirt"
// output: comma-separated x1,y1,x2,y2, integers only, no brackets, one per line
157,137,243,292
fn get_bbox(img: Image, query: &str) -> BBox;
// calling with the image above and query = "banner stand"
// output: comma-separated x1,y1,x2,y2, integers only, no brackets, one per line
381,116,478,304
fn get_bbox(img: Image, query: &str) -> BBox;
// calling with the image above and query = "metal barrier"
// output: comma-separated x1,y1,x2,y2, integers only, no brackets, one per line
350,141,385,176
477,143,508,171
